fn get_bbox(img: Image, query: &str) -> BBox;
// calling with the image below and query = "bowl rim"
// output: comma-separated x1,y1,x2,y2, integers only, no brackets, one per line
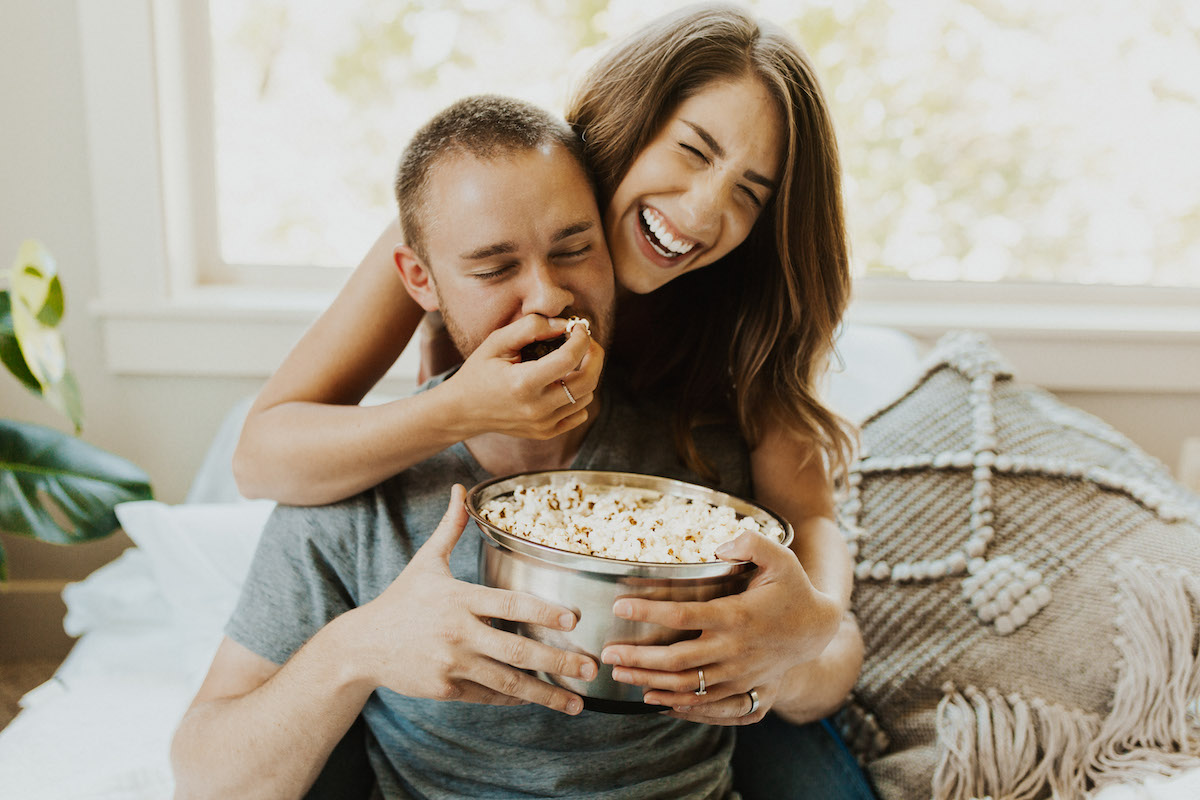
464,469,795,578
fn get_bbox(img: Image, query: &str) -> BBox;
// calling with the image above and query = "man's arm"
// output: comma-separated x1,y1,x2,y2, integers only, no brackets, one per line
173,485,599,799
171,626,373,800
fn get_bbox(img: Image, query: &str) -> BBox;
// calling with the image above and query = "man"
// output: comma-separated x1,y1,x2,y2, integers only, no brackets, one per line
171,96,859,799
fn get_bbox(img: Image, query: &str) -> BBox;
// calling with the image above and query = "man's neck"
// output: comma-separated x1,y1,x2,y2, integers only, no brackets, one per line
465,397,600,477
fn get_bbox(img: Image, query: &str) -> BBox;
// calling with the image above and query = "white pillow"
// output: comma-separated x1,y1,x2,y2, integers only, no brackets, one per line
824,324,923,423
113,500,276,628
184,396,254,504
62,548,169,636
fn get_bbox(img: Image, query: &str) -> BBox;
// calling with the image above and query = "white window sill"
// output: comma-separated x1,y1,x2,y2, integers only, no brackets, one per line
92,285,1200,394
91,288,422,389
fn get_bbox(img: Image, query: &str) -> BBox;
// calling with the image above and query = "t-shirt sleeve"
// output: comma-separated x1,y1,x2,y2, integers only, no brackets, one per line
225,501,360,666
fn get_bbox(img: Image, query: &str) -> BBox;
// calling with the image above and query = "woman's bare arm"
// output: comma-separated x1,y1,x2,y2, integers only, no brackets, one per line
750,421,854,610
234,220,438,503
770,613,864,725
233,221,602,505
600,420,858,722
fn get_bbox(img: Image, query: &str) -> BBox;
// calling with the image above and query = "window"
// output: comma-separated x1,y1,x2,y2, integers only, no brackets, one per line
205,0,1200,288
79,0,1198,390
207,0,601,273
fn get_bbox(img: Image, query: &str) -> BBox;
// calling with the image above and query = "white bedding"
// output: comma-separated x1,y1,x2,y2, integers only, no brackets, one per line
2,324,1194,799
0,502,273,799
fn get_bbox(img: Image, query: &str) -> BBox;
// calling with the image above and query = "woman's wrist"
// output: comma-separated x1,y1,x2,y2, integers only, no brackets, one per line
420,373,486,443
772,614,864,724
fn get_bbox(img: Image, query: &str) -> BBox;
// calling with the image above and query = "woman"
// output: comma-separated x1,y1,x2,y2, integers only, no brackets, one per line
234,3,866,785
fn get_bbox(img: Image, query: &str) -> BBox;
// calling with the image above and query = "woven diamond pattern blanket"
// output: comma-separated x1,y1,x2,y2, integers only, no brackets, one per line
836,332,1200,800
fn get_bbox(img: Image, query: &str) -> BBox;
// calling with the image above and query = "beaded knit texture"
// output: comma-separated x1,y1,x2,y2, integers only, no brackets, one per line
833,331,1200,781
841,332,1197,634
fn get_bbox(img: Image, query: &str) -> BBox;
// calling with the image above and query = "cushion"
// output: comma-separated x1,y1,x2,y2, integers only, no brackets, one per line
185,396,255,504
823,324,923,424
835,331,1200,800
113,500,276,629
61,548,169,636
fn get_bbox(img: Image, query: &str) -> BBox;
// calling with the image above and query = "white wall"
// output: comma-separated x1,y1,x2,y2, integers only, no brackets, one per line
1,0,264,507
2,0,1198,514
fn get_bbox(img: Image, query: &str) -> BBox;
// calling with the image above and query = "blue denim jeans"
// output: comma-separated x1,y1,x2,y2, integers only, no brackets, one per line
306,713,877,799
732,715,877,800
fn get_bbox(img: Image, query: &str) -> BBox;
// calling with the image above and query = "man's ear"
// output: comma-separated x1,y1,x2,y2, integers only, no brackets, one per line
394,244,440,312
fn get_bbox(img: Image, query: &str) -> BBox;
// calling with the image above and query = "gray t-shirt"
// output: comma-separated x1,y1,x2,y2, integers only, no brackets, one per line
226,375,751,799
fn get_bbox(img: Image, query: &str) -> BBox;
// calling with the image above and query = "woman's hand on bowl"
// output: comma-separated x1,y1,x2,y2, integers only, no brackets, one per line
660,678,778,726
598,529,842,712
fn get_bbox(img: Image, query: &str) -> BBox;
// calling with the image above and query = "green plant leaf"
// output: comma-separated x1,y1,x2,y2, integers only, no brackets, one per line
6,241,83,431
10,279,68,391
11,240,63,327
36,276,65,327
0,419,153,547
0,291,43,395
40,368,84,434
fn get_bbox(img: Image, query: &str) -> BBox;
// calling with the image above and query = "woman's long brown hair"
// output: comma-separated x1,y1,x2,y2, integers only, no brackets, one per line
567,3,857,482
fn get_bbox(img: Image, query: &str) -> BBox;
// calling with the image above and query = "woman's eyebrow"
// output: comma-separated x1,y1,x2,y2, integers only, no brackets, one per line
683,120,726,158
682,120,777,190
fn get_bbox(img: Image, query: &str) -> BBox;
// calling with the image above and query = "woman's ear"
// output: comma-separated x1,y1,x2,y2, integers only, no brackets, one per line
394,244,440,312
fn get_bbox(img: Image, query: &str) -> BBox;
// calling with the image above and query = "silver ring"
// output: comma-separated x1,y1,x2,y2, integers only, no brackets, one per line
695,669,707,696
745,688,760,716
560,379,577,405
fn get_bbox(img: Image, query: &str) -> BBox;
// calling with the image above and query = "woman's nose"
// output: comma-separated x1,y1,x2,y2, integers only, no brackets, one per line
677,173,725,234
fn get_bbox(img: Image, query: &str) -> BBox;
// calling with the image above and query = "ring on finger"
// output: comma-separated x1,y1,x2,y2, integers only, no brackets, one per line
559,379,577,405
744,688,760,716
695,669,707,696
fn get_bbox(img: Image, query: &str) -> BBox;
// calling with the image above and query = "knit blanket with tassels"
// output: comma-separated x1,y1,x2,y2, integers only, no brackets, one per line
834,332,1200,800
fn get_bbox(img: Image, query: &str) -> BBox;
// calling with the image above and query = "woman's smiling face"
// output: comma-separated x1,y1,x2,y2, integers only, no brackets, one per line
604,74,786,294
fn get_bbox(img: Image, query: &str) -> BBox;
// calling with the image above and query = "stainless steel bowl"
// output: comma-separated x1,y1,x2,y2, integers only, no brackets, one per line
465,470,793,713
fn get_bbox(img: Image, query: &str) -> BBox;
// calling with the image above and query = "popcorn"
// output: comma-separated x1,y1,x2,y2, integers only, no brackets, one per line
479,480,780,563
519,316,590,362
564,316,590,336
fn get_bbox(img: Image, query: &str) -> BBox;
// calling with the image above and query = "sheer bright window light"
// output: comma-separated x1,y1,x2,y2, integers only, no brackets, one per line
207,0,1200,287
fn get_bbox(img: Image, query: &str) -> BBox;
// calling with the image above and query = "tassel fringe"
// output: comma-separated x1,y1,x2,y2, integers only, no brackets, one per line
932,560,1200,799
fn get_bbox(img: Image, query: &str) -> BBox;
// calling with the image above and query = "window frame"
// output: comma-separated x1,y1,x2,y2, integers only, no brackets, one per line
82,0,1200,393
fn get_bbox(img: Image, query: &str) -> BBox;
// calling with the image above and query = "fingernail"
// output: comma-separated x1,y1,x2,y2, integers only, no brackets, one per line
601,649,620,666
580,662,597,680
559,612,576,630
643,695,662,706
715,542,735,559
674,705,691,712
566,698,582,715
612,668,630,683
613,600,632,617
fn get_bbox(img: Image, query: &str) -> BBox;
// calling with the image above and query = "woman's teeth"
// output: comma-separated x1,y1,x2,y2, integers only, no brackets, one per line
640,208,695,258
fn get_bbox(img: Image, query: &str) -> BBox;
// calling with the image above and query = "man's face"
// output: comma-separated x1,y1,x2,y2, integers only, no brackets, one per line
418,144,614,357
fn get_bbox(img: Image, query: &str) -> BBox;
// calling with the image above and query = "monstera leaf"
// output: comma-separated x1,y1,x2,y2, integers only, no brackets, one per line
1,240,154,581
0,420,153,580
0,291,40,394
6,241,82,432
